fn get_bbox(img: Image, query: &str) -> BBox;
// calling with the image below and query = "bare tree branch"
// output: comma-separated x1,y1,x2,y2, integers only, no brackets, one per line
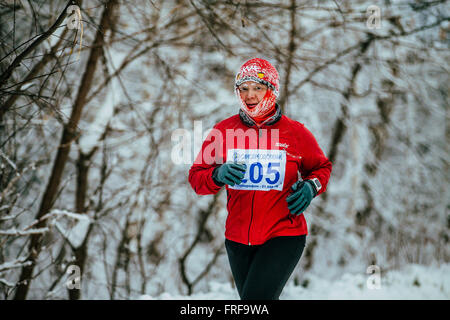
0,1,75,88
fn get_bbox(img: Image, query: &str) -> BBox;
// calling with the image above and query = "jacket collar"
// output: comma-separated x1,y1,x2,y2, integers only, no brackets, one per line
239,103,282,128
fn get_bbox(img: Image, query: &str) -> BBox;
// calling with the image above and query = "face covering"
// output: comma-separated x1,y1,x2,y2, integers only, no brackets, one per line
235,58,280,124
235,85,277,124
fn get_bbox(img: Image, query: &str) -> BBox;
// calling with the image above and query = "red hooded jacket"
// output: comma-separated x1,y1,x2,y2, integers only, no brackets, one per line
188,106,332,245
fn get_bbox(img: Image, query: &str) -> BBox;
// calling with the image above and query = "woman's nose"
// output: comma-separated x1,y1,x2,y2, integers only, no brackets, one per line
247,89,257,98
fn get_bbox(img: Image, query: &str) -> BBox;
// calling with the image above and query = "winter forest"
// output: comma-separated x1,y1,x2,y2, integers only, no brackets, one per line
0,0,448,300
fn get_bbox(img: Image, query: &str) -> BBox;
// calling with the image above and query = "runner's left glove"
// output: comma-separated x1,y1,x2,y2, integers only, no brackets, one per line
286,180,317,216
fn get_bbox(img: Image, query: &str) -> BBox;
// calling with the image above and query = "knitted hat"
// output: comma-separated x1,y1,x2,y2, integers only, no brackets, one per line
235,58,280,121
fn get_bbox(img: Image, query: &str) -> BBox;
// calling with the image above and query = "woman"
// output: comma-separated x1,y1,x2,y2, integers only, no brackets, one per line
188,58,332,300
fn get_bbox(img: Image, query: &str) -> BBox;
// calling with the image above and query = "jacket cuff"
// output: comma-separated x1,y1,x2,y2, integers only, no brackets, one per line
305,180,318,197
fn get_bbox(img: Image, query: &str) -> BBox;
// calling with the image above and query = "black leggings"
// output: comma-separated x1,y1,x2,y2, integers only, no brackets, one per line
225,235,306,300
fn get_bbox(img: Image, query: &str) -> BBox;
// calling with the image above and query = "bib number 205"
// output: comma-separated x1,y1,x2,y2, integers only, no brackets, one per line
227,149,286,191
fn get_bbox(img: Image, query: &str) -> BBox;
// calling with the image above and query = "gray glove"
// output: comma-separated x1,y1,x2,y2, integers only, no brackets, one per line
212,163,246,186
286,180,317,216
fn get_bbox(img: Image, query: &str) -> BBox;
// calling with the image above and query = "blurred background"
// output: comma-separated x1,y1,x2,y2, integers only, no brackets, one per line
0,0,448,299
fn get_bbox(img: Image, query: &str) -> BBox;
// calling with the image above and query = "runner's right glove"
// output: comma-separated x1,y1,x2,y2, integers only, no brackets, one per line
212,163,246,187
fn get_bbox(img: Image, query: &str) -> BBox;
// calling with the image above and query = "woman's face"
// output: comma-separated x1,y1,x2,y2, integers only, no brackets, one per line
238,81,268,109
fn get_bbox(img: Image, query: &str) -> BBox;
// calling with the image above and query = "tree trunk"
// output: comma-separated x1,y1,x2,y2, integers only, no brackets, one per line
278,0,297,112
13,0,117,300
68,151,90,300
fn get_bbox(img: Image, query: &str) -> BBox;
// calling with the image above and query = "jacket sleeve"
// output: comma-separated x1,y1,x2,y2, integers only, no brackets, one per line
298,124,332,196
188,125,224,195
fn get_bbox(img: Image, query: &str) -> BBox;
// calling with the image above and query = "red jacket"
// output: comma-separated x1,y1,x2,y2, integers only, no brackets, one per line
188,106,332,245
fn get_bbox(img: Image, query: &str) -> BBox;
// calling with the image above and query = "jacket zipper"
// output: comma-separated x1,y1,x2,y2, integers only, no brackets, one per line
248,192,255,245
248,127,262,245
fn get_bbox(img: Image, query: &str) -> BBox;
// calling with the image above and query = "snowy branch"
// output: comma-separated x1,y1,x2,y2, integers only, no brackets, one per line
0,257,33,273
0,209,90,240
0,227,49,236
47,209,91,222
0,150,17,170
0,278,16,287
23,209,91,232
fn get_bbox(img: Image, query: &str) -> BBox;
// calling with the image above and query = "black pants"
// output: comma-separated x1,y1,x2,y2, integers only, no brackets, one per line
225,235,306,300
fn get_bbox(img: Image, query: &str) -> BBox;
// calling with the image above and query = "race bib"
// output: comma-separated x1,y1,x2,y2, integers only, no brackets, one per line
227,149,286,191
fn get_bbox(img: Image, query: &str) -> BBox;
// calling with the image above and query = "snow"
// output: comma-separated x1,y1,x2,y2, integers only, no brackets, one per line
0,257,33,273
55,218,91,249
47,209,91,222
140,263,450,300
0,227,49,236
0,149,17,170
0,278,15,287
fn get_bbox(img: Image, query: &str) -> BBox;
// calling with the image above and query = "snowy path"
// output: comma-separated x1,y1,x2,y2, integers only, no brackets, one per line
140,264,450,300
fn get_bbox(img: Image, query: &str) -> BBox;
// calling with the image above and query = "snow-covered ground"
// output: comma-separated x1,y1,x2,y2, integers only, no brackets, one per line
140,263,450,300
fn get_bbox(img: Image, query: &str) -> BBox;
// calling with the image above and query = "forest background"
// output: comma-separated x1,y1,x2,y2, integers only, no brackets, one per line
0,0,448,299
